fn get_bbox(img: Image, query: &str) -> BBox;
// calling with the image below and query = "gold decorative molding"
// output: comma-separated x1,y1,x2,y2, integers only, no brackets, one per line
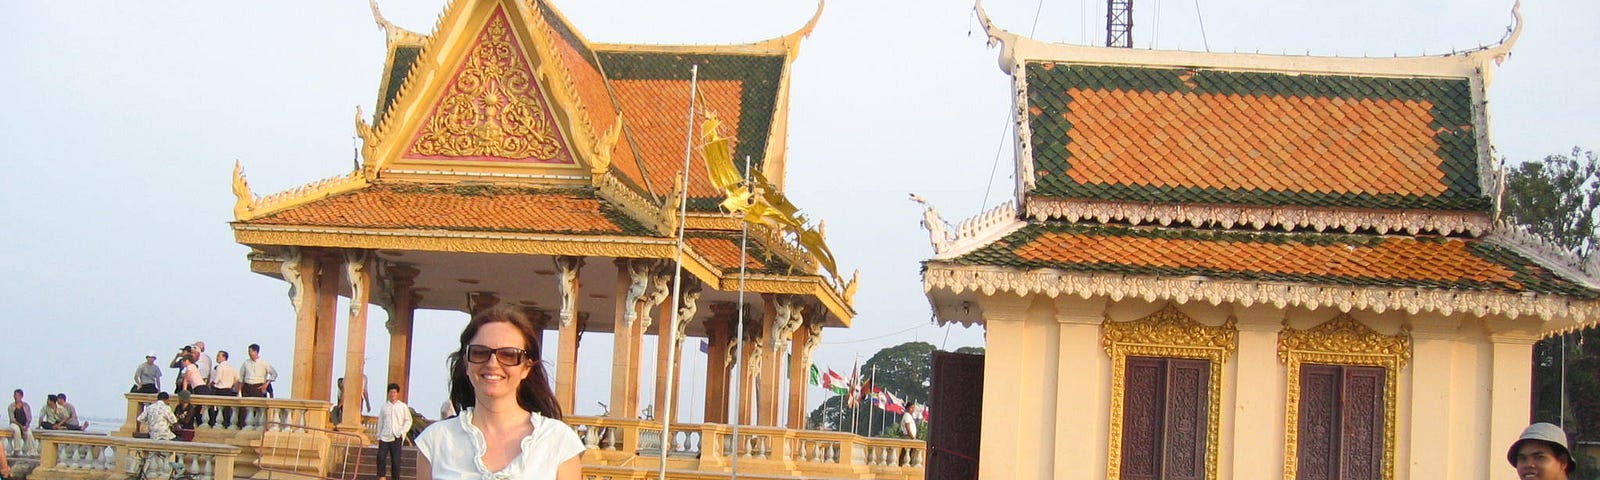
1103,304,1235,480
407,12,575,163
232,169,368,222
1278,314,1411,480
594,171,673,236
232,224,678,259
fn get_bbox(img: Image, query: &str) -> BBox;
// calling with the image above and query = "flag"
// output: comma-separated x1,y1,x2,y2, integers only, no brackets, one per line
867,387,884,409
698,340,709,353
845,359,861,409
808,364,821,386
858,378,875,403
822,369,848,395
884,391,905,414
920,405,931,422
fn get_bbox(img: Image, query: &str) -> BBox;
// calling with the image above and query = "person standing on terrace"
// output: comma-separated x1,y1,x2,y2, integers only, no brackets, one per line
376,383,412,480
239,344,278,398
415,306,583,480
132,351,162,393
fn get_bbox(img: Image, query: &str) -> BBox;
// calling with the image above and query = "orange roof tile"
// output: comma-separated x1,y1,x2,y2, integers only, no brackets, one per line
608,79,745,199
244,183,654,236
950,224,1596,298
1025,63,1485,211
685,232,792,274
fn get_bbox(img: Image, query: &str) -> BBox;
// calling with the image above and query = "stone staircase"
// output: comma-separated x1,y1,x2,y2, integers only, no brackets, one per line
332,445,421,480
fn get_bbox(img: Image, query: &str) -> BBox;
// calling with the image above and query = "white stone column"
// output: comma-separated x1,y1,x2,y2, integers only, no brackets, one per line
1487,320,1540,479
1406,313,1461,479
1228,305,1286,480
1052,296,1106,480
977,293,1055,479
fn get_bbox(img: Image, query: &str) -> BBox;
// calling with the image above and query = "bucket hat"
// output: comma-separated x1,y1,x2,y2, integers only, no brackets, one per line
1507,422,1577,473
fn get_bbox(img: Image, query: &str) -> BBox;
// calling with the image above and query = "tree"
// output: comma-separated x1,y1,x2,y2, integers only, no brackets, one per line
1504,147,1600,472
807,342,984,437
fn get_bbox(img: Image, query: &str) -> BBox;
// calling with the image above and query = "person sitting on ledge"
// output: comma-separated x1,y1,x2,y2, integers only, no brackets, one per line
137,392,178,441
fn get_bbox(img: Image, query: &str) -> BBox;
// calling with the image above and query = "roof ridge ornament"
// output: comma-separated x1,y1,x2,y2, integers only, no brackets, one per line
971,0,1020,74
910,194,954,255
369,0,428,45
1485,220,1600,290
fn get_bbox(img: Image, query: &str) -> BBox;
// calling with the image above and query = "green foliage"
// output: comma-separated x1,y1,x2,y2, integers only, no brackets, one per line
1501,147,1599,259
807,341,971,437
1507,147,1600,447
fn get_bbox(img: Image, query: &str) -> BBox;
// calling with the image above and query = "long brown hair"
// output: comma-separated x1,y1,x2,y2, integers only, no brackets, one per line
447,306,563,421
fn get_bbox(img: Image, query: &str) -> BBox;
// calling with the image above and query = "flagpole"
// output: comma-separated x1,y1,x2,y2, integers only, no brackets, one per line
658,64,699,480
730,154,753,478
869,365,877,437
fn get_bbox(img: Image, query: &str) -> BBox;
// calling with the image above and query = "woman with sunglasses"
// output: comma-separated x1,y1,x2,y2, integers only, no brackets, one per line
416,306,584,480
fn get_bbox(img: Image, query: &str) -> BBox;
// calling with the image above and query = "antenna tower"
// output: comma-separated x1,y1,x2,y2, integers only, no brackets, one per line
1106,0,1133,48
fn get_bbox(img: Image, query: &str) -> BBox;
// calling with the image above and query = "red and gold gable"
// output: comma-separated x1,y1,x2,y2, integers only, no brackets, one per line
405,7,576,164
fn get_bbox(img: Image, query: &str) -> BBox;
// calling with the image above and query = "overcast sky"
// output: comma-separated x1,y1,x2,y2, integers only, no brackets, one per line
2,0,1595,422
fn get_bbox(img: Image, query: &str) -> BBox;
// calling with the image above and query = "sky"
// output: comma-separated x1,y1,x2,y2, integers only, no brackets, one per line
2,0,1596,422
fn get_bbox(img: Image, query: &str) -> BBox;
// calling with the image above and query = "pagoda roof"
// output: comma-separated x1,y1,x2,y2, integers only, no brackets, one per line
241,183,656,237
972,1,1522,236
363,0,811,213
942,223,1596,299
1022,64,1483,212
230,0,853,322
924,4,1600,333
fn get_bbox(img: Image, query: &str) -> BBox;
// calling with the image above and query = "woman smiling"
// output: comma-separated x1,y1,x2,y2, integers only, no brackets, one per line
416,306,584,480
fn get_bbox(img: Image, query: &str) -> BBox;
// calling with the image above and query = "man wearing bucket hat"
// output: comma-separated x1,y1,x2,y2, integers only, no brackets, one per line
132,351,162,393
1508,422,1577,480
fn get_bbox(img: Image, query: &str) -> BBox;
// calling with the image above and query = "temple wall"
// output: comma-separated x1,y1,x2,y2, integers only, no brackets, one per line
973,293,1535,480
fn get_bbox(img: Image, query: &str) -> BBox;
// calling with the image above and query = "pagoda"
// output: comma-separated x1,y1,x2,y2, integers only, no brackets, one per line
32,0,922,478
921,3,1599,479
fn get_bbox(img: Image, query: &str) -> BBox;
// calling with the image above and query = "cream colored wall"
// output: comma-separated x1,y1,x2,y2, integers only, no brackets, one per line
973,293,1540,480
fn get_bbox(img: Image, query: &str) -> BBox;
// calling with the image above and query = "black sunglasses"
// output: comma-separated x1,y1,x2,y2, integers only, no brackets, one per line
462,345,531,366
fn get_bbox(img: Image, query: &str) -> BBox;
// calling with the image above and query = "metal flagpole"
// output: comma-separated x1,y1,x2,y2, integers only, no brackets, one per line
658,64,698,480
731,154,754,477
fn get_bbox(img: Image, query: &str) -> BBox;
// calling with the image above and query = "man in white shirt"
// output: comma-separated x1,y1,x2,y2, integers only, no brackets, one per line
210,351,241,396
375,383,412,480
239,344,278,398
209,351,241,428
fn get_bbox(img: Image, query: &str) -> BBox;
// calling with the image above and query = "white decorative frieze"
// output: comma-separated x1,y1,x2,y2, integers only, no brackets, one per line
1027,198,1493,236
923,265,1599,325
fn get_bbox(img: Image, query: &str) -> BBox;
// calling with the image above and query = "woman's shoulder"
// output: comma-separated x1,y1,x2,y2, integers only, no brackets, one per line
417,415,464,446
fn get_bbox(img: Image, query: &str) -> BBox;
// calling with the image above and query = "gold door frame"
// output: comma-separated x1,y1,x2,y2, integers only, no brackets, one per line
1103,304,1237,480
1278,313,1412,480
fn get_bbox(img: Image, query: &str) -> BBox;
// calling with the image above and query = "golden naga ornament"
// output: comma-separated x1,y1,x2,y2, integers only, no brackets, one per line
408,11,573,163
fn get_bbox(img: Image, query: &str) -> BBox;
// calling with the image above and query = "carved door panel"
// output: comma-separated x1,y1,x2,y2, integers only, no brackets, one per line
1120,356,1209,480
1296,364,1384,480
928,351,983,480
1163,358,1208,480
1339,366,1384,480
1121,357,1165,480
1297,364,1341,480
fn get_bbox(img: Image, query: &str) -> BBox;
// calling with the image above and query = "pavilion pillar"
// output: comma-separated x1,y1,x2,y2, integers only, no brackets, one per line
611,259,649,419
338,250,374,433
653,293,676,422
285,248,325,401
310,250,342,402
384,264,420,402
656,279,701,423
553,256,584,416
787,312,822,429
703,302,738,423
737,309,765,426
759,295,800,426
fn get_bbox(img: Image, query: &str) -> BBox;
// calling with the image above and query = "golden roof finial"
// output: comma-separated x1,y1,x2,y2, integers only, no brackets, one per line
232,160,255,220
